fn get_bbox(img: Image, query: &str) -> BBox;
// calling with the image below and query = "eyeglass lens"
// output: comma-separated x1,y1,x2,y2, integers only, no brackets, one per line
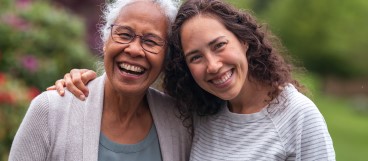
111,25,165,54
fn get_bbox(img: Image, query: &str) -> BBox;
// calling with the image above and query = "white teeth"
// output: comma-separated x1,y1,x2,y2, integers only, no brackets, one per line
119,63,144,72
212,71,232,85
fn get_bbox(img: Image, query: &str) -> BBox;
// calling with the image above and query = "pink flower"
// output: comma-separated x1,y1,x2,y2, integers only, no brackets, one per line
1,13,29,31
21,55,38,73
16,0,32,8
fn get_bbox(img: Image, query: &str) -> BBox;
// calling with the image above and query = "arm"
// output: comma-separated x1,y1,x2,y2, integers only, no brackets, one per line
9,94,50,161
280,88,335,161
47,69,97,100
297,107,335,160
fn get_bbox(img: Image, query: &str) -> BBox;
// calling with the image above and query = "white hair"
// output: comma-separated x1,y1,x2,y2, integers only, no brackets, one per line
100,0,180,43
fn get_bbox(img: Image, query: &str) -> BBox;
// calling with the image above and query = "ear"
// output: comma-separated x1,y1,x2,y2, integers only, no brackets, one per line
242,41,249,51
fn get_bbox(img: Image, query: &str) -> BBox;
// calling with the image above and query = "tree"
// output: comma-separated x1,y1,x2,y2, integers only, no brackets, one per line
261,0,368,78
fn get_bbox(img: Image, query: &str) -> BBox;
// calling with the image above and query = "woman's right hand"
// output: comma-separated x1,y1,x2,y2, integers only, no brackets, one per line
46,69,97,101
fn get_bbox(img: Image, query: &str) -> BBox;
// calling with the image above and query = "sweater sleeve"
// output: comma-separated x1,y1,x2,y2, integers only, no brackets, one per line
277,86,335,161
297,105,335,161
9,93,51,161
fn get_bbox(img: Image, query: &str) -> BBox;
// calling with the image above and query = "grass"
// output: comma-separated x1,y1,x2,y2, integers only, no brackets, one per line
300,73,368,161
316,95,368,161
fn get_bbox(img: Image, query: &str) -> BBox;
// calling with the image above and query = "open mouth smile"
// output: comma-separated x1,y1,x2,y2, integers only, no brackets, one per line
211,69,233,85
118,63,146,75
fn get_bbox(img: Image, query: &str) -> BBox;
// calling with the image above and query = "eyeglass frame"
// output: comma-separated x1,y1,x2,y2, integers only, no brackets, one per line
109,24,167,54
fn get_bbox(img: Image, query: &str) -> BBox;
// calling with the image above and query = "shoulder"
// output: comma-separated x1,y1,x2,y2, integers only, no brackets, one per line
31,75,106,124
147,87,176,109
85,74,106,89
273,85,335,160
146,87,181,124
35,88,79,114
146,87,179,117
276,84,321,118
28,89,73,116
24,89,79,136
22,92,52,123
270,84,329,134
271,84,331,136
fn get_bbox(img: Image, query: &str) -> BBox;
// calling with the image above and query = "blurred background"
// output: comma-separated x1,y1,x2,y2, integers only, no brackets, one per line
0,0,367,160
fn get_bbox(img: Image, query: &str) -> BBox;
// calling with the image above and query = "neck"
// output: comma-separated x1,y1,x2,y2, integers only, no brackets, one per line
103,80,149,125
104,94,148,123
228,82,271,114
100,80,153,144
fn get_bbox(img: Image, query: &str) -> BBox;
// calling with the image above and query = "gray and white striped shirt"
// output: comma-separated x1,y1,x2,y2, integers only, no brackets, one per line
190,85,335,161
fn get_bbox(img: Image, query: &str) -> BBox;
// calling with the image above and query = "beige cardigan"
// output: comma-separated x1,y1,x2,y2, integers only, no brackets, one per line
9,74,191,161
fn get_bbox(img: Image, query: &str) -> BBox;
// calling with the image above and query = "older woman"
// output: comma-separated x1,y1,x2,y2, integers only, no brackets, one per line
9,0,190,161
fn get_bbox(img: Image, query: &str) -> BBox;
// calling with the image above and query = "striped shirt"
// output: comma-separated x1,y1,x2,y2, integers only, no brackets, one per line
190,85,335,161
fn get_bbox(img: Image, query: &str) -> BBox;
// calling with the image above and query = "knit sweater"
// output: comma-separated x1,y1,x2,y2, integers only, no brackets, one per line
9,74,191,161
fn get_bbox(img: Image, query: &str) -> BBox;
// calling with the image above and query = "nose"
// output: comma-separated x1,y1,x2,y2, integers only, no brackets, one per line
206,55,222,74
124,36,145,57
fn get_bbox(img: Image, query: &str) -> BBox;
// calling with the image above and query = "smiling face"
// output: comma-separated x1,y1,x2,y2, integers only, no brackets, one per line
180,15,250,100
104,1,168,95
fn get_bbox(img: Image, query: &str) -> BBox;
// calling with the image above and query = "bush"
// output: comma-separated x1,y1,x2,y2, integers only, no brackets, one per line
0,0,96,160
260,0,368,79
0,73,38,160
0,0,96,90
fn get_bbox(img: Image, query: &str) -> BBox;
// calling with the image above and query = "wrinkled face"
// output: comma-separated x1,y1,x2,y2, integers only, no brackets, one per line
180,15,249,100
104,1,168,95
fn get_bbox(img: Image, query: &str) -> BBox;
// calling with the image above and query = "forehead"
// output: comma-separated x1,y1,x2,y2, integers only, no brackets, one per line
115,1,168,37
180,15,228,47
182,15,228,36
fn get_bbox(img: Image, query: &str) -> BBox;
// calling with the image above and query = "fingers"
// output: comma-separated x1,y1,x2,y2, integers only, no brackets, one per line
81,70,97,84
71,69,91,97
65,71,86,101
70,69,97,97
55,79,66,96
47,69,96,101
46,85,56,91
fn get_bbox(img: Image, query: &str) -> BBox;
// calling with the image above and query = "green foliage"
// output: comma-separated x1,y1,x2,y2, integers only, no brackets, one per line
315,92,368,161
260,0,368,78
0,0,96,90
0,0,96,160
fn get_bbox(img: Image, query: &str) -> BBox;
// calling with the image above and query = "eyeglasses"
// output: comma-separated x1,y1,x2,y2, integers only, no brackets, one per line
110,24,166,54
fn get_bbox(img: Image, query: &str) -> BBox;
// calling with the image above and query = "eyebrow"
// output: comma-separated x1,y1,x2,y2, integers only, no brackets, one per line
184,36,226,57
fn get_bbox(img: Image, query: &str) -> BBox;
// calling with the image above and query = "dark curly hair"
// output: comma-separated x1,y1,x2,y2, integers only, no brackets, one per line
163,0,304,128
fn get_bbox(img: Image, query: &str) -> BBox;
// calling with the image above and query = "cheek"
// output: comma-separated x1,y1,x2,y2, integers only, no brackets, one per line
149,54,165,71
188,65,203,82
104,38,130,55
